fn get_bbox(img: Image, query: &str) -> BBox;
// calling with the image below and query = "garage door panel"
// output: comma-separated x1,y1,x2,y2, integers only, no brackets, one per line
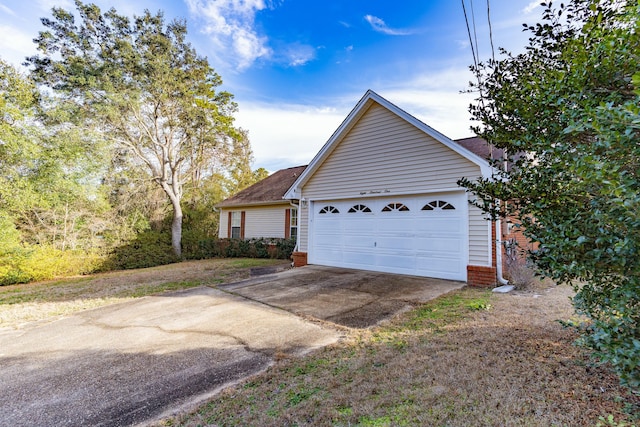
416,257,462,276
342,236,375,249
310,194,467,281
415,237,463,253
343,219,376,233
377,218,414,233
314,248,343,264
376,236,416,250
376,252,415,269
415,217,462,233
342,250,377,266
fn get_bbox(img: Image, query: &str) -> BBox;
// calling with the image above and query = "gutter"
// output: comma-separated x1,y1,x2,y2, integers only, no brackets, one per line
496,217,509,286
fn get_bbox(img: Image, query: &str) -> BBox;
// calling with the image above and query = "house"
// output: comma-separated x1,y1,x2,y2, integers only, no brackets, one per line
218,90,512,286
217,165,306,240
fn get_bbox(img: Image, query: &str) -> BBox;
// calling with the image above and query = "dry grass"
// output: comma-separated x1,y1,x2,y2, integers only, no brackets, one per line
0,258,288,330
162,284,638,427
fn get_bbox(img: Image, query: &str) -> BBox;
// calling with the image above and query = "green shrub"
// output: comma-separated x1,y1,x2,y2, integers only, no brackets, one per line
0,245,102,286
99,230,177,271
183,238,296,261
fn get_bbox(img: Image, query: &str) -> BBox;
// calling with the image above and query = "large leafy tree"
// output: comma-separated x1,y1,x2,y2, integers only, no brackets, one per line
1,58,107,250
28,1,241,257
460,0,639,390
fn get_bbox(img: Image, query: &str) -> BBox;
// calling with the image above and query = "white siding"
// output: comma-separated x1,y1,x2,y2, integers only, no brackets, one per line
303,104,483,199
468,201,490,265
218,209,229,239
300,103,490,265
299,201,309,251
218,205,288,239
245,206,287,238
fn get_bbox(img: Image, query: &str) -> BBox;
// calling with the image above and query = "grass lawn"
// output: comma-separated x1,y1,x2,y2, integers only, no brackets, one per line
0,258,288,329
159,284,639,427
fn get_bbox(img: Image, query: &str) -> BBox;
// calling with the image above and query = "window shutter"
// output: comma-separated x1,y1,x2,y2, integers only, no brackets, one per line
227,211,232,238
284,208,291,239
240,211,246,239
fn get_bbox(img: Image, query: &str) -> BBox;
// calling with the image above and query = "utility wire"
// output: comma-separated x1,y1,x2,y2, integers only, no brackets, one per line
461,0,479,70
487,0,496,62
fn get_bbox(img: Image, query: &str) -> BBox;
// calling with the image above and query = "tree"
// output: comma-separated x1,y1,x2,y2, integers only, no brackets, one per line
460,0,639,391
28,1,242,257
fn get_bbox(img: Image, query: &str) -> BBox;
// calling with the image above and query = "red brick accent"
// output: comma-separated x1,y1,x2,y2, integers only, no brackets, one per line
292,251,308,267
467,265,497,287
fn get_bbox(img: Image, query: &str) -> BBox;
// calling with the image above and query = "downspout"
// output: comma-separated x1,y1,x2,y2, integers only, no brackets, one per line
497,148,510,286
496,217,509,285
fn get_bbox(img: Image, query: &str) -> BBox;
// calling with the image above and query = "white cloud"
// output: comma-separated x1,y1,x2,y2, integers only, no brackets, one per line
283,43,316,67
235,101,348,171
36,0,74,11
364,15,413,36
522,1,542,14
185,0,272,70
0,3,15,16
0,24,38,69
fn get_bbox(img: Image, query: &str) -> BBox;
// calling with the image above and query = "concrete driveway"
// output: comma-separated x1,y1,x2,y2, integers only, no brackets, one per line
221,265,466,328
0,265,464,426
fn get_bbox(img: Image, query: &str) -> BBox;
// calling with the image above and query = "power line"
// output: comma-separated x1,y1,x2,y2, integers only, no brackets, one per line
461,0,479,70
487,0,496,62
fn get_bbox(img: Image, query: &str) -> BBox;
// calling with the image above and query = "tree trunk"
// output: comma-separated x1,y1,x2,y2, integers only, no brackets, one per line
170,200,183,258
160,181,183,259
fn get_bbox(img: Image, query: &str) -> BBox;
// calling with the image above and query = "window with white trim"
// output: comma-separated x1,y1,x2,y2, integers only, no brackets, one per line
230,211,242,238
290,208,298,241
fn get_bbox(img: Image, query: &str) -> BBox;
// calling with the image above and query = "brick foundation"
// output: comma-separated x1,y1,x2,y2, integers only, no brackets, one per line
291,251,308,267
467,265,497,287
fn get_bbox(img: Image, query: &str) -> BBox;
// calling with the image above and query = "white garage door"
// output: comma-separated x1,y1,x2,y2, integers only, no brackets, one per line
309,193,467,281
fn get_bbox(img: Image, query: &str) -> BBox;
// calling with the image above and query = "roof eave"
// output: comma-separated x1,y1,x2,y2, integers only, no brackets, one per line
215,199,294,209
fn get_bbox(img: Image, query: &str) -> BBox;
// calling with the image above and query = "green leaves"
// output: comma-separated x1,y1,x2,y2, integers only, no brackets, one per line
462,0,640,392
27,1,245,257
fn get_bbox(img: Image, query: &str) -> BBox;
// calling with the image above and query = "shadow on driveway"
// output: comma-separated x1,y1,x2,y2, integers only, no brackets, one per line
220,265,466,328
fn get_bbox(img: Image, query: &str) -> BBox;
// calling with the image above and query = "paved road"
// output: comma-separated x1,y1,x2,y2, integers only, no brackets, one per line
0,266,464,426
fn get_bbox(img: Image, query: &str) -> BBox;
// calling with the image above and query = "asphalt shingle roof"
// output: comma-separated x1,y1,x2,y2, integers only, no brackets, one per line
216,165,307,207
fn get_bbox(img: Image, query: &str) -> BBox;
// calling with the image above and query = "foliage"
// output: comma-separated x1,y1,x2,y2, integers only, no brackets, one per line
0,244,101,286
28,0,243,257
1,59,109,285
459,0,639,391
183,238,295,261
98,230,177,271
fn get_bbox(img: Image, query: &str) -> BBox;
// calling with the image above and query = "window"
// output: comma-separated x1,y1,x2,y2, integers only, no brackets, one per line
319,206,340,214
382,203,410,212
348,204,372,213
289,208,298,241
230,211,242,238
421,200,455,211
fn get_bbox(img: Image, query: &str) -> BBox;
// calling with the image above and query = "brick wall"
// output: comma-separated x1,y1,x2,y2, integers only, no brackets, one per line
467,265,497,287
501,214,537,278
292,251,308,267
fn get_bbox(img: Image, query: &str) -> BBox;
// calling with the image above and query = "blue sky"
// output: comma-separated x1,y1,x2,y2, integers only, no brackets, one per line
0,0,543,171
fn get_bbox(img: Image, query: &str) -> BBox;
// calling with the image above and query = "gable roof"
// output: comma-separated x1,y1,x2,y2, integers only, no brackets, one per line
284,90,495,200
216,165,307,208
